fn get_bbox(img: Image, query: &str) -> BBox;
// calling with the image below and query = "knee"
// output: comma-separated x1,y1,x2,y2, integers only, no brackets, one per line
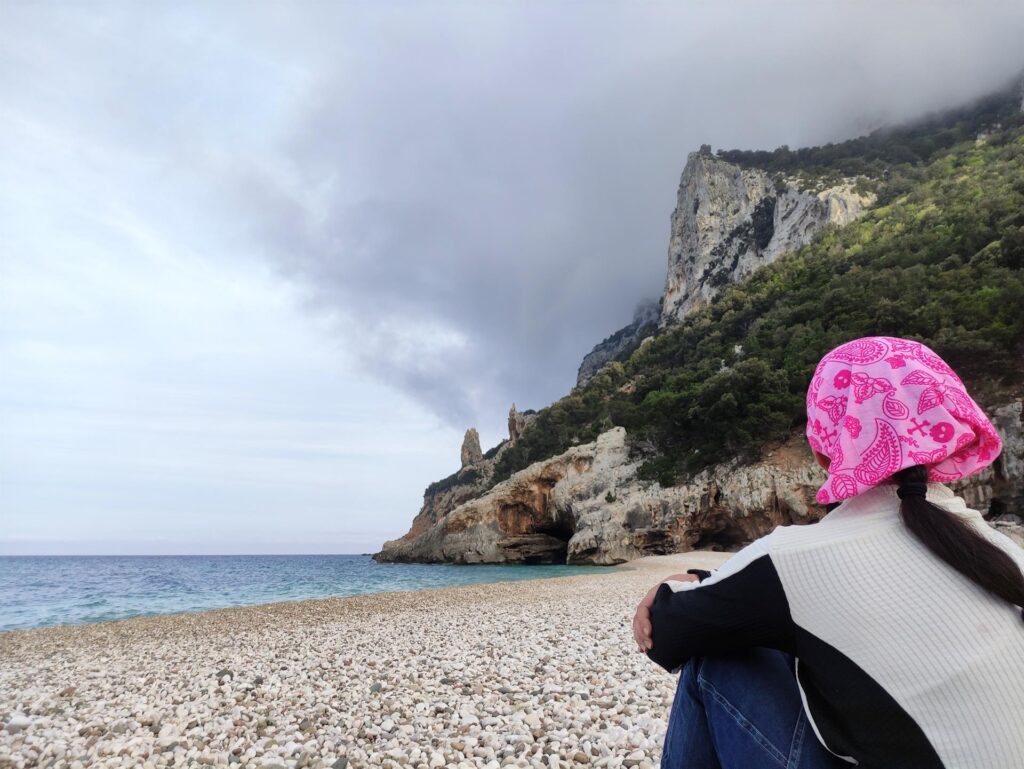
697,647,789,678
687,653,737,689
689,648,799,706
678,650,792,702
685,654,740,699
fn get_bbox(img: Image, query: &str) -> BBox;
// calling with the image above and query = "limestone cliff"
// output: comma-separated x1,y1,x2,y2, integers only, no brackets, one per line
575,146,874,383
659,149,874,326
374,400,1022,565
377,115,1022,565
376,405,536,551
375,427,824,565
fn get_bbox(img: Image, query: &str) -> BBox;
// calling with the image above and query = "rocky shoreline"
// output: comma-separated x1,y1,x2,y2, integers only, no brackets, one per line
0,553,727,769
376,400,1022,566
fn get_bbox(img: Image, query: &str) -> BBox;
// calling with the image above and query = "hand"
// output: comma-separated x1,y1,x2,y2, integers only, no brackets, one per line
632,573,699,653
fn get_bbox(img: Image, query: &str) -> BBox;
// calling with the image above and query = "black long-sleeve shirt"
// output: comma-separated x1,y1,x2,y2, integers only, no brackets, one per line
645,482,1024,769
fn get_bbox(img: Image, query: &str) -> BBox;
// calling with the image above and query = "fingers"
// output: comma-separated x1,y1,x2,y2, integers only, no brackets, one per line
633,583,664,653
635,574,694,654
632,608,653,653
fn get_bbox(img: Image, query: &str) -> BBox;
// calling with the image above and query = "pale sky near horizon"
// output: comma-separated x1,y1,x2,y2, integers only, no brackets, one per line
2,2,1023,554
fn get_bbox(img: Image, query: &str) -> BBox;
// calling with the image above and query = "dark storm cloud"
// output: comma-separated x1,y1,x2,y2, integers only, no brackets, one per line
222,2,1024,442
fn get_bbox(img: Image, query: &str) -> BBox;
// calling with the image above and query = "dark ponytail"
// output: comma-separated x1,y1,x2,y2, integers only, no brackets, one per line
894,464,1024,617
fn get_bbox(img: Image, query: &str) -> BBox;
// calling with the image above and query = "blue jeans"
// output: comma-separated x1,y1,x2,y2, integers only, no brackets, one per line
661,648,847,769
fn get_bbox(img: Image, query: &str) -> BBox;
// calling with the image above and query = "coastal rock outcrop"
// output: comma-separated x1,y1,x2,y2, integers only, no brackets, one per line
659,149,874,326
375,400,1023,565
375,426,828,565
508,404,530,445
460,428,483,467
379,405,538,548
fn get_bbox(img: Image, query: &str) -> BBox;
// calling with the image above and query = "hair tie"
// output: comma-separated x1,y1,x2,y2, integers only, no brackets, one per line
897,481,928,500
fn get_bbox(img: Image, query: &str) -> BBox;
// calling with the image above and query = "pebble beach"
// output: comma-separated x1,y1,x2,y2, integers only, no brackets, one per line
0,552,728,769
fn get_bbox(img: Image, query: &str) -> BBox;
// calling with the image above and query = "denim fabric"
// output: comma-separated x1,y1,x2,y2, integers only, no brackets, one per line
660,648,849,769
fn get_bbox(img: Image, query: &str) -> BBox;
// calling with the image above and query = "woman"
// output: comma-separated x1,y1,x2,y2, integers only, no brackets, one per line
632,336,1024,769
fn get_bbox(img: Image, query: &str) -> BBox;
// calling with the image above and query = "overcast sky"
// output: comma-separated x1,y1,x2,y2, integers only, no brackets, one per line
2,2,1022,554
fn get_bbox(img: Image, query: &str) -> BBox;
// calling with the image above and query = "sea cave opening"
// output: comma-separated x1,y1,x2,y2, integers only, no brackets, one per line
691,524,747,553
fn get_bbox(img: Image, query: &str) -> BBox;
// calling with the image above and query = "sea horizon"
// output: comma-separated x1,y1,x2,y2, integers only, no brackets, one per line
0,553,615,632
0,552,375,557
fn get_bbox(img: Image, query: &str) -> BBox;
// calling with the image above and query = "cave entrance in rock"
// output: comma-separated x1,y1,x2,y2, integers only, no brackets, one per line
533,511,576,564
691,524,747,553
536,516,575,544
495,503,577,564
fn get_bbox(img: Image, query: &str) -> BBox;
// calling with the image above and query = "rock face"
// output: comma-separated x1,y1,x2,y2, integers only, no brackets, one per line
948,400,1024,521
375,405,536,552
376,136,1016,566
989,400,1024,515
991,517,1024,548
375,427,828,565
507,404,529,445
460,428,483,468
575,299,660,387
375,400,1023,565
659,149,875,326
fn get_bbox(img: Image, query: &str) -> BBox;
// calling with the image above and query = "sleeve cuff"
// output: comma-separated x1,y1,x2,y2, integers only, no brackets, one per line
664,568,716,593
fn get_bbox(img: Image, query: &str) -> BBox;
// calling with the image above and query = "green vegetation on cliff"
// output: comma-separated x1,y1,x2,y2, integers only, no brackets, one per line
491,97,1024,489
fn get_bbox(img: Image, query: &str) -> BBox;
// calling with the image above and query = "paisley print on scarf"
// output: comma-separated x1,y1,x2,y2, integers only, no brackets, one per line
890,338,961,382
816,395,848,424
901,369,980,419
954,432,976,453
806,336,1001,502
824,338,889,365
928,466,963,483
831,440,845,469
910,448,947,465
882,396,909,420
830,474,858,500
944,387,979,421
851,372,895,404
853,419,903,486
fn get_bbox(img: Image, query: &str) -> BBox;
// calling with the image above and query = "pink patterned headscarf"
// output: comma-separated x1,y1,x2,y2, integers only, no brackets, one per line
806,336,1002,504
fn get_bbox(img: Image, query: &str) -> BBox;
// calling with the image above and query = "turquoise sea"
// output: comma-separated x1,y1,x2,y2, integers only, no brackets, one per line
0,554,615,632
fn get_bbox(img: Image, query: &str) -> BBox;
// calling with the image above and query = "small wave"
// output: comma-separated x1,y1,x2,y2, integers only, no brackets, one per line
0,555,611,630
140,573,194,591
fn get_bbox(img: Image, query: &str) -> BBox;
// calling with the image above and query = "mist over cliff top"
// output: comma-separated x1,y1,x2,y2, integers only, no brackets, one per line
234,3,1024,441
